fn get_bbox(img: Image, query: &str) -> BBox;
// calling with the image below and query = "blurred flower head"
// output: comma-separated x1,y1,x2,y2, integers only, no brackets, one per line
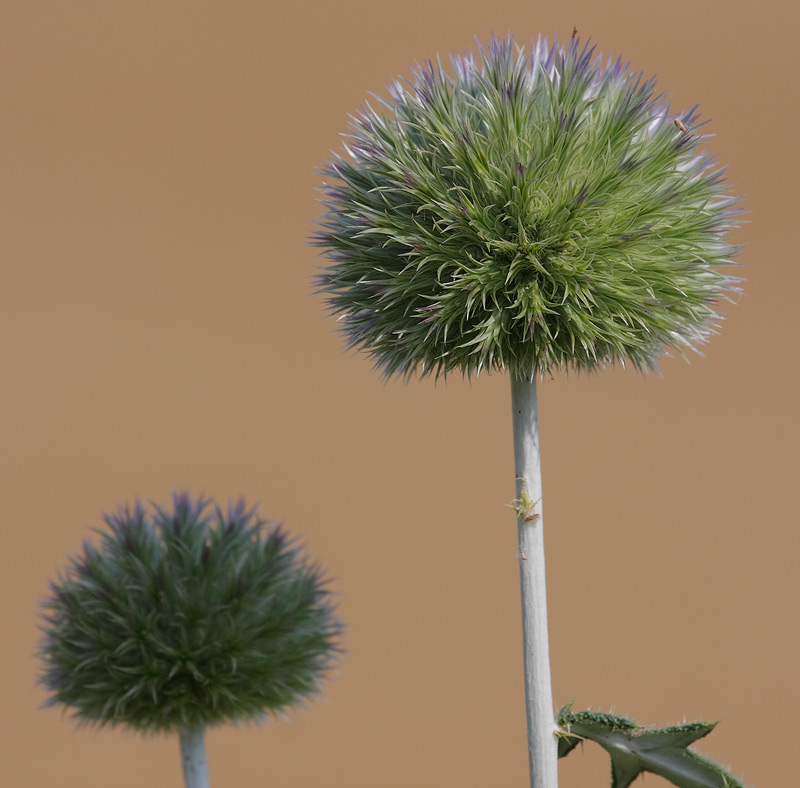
315,34,742,379
38,493,342,734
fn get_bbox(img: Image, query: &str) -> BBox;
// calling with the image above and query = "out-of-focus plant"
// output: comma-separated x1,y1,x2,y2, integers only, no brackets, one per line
38,493,342,788
315,31,745,788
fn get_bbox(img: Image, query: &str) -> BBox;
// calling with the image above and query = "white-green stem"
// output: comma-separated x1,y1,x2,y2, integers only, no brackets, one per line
179,726,210,788
510,375,558,788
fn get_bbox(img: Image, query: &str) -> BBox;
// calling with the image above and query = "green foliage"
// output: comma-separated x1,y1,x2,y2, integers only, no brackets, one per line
315,34,742,380
38,493,342,734
557,705,748,788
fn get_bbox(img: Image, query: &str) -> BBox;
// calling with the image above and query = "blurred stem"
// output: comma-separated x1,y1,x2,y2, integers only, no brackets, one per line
179,726,210,788
510,375,558,788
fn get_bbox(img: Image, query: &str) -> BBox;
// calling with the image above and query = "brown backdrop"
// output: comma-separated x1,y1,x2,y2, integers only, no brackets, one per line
2,1,796,786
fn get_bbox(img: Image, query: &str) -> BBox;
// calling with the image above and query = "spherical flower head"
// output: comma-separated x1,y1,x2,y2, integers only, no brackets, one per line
38,493,343,734
315,34,742,379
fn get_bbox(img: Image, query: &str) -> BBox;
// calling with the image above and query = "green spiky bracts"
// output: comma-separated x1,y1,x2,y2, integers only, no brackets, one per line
316,34,742,379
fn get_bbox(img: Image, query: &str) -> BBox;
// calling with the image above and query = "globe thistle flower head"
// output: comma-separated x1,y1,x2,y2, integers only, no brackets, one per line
315,34,742,380
38,493,342,734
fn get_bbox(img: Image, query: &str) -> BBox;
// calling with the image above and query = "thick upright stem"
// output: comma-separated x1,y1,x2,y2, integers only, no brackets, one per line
179,726,210,788
510,375,558,788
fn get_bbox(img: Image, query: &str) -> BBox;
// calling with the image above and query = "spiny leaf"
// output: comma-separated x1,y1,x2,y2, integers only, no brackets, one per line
557,704,748,788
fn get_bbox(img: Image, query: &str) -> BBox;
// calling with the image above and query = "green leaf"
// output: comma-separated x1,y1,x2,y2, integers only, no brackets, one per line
557,705,748,788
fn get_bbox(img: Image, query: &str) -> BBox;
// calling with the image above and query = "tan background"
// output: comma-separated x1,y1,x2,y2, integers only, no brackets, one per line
1,1,796,786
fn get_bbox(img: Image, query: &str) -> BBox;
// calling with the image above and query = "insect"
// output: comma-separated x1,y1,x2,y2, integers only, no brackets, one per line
674,118,687,132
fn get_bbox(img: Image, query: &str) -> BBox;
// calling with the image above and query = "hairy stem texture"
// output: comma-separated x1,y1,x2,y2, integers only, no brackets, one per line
511,375,558,788
179,727,210,788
